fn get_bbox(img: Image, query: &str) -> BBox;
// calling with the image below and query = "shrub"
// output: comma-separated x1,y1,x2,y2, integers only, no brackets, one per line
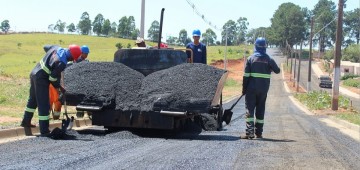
343,79,360,88
341,74,360,80
115,43,123,49
295,91,350,110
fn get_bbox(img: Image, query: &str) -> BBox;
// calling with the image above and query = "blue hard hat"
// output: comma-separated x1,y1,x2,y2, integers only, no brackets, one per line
255,37,267,53
255,37,266,48
81,45,90,54
192,29,201,36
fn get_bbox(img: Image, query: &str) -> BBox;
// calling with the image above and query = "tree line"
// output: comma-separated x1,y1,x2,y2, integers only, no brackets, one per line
1,0,359,52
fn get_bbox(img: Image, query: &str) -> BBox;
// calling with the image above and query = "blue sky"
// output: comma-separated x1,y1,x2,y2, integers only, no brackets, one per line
0,0,358,41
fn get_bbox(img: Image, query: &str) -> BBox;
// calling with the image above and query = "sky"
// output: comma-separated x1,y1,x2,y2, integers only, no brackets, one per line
0,0,359,41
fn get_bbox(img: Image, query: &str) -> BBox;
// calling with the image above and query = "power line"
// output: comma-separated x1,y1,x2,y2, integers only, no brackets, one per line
185,0,222,31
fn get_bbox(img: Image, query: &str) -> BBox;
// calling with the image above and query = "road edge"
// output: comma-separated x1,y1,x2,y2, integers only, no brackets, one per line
0,119,92,140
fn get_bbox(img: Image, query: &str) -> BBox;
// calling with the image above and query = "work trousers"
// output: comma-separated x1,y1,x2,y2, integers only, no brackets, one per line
23,70,50,134
245,88,267,136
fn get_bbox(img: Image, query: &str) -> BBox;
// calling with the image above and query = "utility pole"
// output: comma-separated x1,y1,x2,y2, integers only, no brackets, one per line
140,0,145,38
297,40,303,92
332,0,344,110
293,45,298,87
290,47,293,81
307,17,314,92
224,28,228,70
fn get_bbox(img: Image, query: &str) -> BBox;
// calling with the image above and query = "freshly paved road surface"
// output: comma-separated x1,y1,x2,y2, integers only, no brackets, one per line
0,49,359,170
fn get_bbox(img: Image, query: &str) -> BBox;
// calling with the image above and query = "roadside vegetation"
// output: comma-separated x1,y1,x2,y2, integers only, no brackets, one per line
0,33,251,126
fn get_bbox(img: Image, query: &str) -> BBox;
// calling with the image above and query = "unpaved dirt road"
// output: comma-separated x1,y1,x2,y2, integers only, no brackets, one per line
0,49,359,170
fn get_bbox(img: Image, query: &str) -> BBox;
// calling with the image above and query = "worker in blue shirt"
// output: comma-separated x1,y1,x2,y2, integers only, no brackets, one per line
186,29,207,64
241,37,280,139
21,44,82,137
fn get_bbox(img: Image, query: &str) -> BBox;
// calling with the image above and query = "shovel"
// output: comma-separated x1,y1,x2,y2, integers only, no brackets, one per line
61,92,72,131
223,94,245,125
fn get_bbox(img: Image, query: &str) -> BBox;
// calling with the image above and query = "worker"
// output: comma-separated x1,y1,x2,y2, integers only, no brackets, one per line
241,37,280,139
133,37,153,49
20,44,82,137
135,37,146,47
78,45,90,62
186,29,207,64
48,45,90,120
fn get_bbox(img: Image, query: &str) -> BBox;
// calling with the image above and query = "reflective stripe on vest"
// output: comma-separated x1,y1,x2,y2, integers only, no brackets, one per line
246,117,254,122
40,59,58,82
39,60,51,74
25,107,36,113
244,72,271,79
49,76,57,82
256,119,264,124
38,115,49,121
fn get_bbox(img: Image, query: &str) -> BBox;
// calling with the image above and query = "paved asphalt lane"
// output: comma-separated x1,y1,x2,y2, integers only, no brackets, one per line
0,49,359,169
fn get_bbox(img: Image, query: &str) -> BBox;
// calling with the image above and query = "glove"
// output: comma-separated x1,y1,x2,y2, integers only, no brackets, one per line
59,86,66,94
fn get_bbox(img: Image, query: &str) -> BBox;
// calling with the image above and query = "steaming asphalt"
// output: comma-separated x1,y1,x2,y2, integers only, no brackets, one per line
0,49,359,169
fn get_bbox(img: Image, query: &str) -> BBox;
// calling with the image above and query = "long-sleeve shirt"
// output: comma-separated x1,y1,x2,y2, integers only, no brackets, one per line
243,52,280,93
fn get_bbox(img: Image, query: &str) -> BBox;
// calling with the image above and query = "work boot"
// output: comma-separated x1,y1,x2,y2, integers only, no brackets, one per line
20,122,36,128
39,132,52,138
256,134,263,138
21,111,36,127
240,133,255,139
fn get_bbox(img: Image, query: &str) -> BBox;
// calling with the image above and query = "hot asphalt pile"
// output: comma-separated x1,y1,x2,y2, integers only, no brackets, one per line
65,62,226,112
140,63,226,112
64,62,144,110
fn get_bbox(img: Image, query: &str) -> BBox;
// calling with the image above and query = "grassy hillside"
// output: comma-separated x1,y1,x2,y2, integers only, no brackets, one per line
0,33,251,125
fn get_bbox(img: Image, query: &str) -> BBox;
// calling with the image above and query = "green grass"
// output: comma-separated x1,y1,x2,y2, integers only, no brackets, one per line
0,33,252,122
294,91,350,110
335,112,360,126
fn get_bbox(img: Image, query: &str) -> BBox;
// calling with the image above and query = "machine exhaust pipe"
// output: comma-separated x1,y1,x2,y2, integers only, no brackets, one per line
158,8,165,49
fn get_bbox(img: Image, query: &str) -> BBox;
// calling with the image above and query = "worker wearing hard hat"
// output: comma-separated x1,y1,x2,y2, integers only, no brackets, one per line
241,37,280,139
49,45,90,120
186,29,207,64
20,44,82,137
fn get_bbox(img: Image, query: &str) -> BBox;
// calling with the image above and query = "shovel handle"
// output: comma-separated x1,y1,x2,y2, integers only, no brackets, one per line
229,94,245,111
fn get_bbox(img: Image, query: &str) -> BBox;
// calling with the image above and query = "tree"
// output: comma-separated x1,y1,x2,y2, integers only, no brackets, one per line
236,17,249,45
130,28,140,40
202,28,217,46
48,24,54,33
117,16,136,38
102,19,111,36
54,20,66,33
77,12,92,35
0,20,10,34
148,20,160,42
67,23,76,33
110,22,117,36
178,29,188,46
93,14,105,36
312,0,336,52
270,2,307,48
344,8,360,45
166,36,178,45
221,20,237,45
